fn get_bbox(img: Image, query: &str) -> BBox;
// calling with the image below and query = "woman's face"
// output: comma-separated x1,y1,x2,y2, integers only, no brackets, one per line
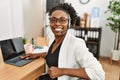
49,10,69,37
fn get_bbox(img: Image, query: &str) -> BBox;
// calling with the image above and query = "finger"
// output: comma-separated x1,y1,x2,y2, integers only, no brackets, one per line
51,75,55,79
49,74,55,79
48,70,53,78
26,56,33,59
48,69,51,75
20,56,25,59
20,54,31,59
48,71,56,79
20,55,28,59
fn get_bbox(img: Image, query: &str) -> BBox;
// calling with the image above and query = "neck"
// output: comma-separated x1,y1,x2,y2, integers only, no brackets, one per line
51,34,66,54
55,34,66,43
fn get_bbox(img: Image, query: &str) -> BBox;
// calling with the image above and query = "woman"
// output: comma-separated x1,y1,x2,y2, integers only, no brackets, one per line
21,3,105,80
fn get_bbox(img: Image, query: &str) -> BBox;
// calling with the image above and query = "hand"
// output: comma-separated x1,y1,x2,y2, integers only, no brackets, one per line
48,66,64,79
20,53,38,59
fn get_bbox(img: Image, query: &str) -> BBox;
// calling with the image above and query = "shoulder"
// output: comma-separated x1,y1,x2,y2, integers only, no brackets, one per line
70,35,86,46
65,32,86,47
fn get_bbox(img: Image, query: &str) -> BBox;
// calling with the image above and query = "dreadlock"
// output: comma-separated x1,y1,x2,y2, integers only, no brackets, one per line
49,3,77,27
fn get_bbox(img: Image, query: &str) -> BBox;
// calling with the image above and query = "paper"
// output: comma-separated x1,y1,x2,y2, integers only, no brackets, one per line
32,46,49,53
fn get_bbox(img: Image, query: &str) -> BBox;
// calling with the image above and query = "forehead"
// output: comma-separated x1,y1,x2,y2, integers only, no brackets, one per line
50,10,68,18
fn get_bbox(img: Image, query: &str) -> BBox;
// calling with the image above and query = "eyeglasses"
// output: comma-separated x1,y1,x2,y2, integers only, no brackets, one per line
49,17,68,24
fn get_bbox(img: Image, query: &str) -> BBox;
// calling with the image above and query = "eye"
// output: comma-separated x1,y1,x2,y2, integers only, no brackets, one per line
59,18,68,23
60,19,67,23
49,18,57,23
51,19,57,22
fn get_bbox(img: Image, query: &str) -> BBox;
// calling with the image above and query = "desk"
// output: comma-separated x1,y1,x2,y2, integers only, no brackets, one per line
0,50,45,80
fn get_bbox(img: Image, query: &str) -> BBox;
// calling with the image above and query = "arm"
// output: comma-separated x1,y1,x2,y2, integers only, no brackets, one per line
49,66,90,79
20,52,47,59
74,39,105,80
61,68,90,79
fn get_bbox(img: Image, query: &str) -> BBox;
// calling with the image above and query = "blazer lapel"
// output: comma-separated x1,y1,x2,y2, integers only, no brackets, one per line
58,32,71,80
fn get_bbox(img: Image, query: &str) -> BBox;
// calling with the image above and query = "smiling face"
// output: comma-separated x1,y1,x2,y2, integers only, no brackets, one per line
49,10,69,37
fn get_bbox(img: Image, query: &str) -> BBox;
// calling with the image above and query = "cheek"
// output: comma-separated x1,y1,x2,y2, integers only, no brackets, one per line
50,24,54,29
50,22,68,30
50,24,54,31
50,22,55,26
63,23,68,29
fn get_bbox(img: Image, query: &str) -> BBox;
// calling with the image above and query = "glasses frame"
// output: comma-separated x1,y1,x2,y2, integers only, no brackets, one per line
49,17,69,24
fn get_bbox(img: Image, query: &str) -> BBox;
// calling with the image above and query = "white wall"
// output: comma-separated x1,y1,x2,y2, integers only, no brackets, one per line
11,0,24,38
0,0,45,41
0,0,24,40
0,0,12,40
65,0,115,57
23,0,46,39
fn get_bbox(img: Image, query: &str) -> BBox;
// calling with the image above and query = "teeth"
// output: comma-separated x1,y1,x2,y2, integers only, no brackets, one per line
55,27,62,31
55,28,62,31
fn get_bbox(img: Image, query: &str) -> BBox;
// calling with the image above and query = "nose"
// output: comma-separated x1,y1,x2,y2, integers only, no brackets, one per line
55,20,61,25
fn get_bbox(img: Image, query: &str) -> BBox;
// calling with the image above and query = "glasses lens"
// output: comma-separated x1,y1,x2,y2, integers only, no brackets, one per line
49,17,68,24
59,19,68,24
49,18,56,23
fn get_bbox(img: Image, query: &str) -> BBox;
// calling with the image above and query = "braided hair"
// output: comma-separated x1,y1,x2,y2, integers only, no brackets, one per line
49,3,77,27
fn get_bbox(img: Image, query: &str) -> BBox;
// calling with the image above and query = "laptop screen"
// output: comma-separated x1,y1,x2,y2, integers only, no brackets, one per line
11,37,25,54
0,39,16,61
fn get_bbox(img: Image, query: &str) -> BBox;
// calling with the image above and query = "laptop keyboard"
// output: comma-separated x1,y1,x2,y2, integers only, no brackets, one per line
15,59,33,66
7,56,21,63
7,56,34,66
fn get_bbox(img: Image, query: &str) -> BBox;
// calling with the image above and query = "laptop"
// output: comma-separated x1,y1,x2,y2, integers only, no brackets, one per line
0,37,34,67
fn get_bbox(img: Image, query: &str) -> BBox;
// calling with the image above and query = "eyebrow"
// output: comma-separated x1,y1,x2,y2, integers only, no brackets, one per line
50,17,68,19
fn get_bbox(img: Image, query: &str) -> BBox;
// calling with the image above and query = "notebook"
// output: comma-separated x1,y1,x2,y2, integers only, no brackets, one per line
0,37,34,67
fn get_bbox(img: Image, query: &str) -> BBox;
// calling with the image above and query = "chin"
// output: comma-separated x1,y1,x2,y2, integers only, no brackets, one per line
55,33,66,37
